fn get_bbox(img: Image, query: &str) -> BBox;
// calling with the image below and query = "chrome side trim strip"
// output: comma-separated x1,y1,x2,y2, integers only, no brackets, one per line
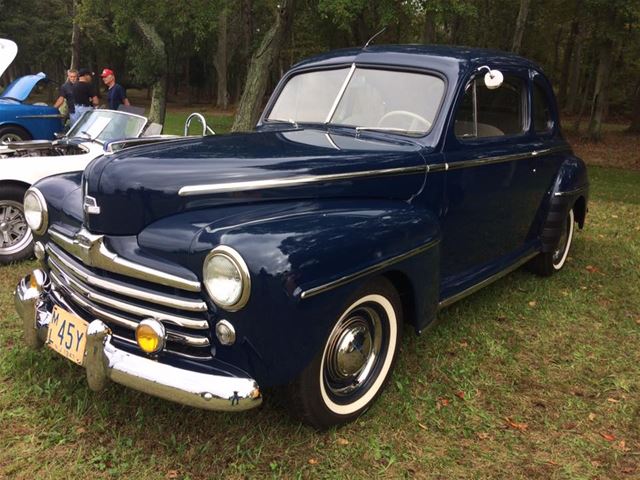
299,239,440,300
47,244,207,312
48,258,209,330
554,184,588,197
178,146,571,197
444,145,571,171
49,270,209,347
50,228,201,292
179,165,427,196
438,251,538,309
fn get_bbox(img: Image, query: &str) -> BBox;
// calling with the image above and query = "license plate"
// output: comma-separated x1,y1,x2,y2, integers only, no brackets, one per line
46,305,89,366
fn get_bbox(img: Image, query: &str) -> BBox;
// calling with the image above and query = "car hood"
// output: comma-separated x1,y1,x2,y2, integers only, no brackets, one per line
0,72,47,102
83,128,429,235
0,39,17,79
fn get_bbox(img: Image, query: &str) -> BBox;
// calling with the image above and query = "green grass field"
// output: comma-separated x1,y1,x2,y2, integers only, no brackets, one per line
0,123,638,478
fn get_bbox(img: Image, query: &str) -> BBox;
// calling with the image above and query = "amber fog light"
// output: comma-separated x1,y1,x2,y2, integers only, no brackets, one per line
135,319,166,354
215,320,236,346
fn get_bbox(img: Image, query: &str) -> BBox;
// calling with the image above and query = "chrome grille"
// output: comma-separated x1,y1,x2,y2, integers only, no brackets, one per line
46,242,212,359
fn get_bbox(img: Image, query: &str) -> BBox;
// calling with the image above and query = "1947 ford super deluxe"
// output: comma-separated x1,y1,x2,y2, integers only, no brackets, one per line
15,45,588,429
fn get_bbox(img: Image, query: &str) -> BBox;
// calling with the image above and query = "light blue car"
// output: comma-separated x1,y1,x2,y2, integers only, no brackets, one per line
0,39,63,142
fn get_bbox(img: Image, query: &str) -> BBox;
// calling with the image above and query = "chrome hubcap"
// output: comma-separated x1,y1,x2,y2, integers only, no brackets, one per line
324,307,382,397
0,200,32,255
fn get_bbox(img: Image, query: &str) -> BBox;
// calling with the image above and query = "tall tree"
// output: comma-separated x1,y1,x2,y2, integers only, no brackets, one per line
70,0,81,69
214,5,230,109
134,18,167,124
232,0,295,132
626,80,640,133
511,0,530,53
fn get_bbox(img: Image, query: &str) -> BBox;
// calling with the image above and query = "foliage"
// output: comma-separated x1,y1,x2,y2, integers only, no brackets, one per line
1,0,638,133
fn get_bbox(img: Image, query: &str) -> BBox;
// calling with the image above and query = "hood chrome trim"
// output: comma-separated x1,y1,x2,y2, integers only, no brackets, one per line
178,164,427,196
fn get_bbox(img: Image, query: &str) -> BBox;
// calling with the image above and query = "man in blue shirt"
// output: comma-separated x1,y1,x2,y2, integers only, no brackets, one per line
100,68,130,111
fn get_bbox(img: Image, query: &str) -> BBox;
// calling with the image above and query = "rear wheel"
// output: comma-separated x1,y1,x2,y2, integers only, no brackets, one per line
0,125,31,143
288,278,403,430
528,208,575,276
0,185,33,264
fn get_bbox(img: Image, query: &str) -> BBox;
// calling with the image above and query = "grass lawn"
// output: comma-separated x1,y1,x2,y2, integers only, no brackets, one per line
0,120,638,478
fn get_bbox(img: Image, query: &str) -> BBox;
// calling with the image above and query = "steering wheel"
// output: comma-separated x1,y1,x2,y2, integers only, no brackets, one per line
377,110,431,131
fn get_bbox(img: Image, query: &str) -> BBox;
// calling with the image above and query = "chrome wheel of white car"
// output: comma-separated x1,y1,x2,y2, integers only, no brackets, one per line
0,186,33,263
289,278,402,430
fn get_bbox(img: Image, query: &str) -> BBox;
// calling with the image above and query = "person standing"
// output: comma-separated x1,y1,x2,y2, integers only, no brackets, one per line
100,68,130,110
70,68,99,124
53,69,78,119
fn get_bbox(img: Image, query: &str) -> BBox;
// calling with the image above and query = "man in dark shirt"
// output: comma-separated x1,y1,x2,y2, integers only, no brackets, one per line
53,69,78,118
70,68,99,124
100,68,130,111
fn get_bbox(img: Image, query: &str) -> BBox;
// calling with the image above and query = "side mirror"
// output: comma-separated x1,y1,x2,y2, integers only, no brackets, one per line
484,69,503,90
477,66,504,90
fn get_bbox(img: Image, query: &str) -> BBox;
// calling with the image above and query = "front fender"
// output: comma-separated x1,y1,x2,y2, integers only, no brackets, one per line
138,199,441,386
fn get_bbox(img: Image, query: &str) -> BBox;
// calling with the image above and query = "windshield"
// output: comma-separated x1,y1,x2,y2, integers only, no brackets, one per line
267,67,445,135
67,110,147,143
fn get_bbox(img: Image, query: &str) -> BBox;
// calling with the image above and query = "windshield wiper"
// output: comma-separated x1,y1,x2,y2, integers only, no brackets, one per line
76,130,93,140
264,118,299,128
354,126,419,137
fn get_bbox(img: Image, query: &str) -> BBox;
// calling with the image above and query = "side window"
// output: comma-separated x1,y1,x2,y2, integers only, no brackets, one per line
455,75,525,139
532,81,553,133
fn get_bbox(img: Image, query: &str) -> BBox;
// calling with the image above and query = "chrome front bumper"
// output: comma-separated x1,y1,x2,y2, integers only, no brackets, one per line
15,270,262,412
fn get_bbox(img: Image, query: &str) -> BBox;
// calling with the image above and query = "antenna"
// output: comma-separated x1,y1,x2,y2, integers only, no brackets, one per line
363,27,387,49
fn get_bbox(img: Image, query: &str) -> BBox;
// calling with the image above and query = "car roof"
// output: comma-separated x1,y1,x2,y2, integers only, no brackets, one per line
291,44,542,74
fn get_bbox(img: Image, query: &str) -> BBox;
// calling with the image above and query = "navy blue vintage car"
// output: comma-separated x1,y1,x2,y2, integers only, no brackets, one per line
15,45,588,429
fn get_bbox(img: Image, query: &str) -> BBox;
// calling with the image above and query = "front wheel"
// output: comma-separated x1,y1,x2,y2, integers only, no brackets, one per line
288,278,403,430
0,185,33,264
528,208,575,276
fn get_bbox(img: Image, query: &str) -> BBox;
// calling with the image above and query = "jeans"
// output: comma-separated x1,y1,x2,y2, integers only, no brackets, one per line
69,105,93,125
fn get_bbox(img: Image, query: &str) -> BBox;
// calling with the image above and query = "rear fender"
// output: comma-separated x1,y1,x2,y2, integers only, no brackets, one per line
537,155,589,252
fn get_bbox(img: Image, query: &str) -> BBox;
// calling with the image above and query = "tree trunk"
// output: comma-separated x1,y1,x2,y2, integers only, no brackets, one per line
232,0,294,132
627,80,640,134
566,38,582,114
134,18,167,125
215,7,230,109
421,11,436,44
511,0,530,54
558,2,581,109
70,0,80,69
587,40,614,141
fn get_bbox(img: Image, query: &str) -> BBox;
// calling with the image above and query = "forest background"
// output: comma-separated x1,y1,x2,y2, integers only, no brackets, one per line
0,0,638,138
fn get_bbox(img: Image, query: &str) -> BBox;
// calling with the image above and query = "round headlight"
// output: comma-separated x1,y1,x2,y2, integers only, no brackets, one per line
23,188,48,235
203,246,251,311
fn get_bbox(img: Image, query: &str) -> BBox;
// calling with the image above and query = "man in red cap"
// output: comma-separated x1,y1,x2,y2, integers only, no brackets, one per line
101,68,130,111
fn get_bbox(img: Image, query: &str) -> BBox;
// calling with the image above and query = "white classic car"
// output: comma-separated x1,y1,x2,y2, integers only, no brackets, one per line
0,109,176,263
